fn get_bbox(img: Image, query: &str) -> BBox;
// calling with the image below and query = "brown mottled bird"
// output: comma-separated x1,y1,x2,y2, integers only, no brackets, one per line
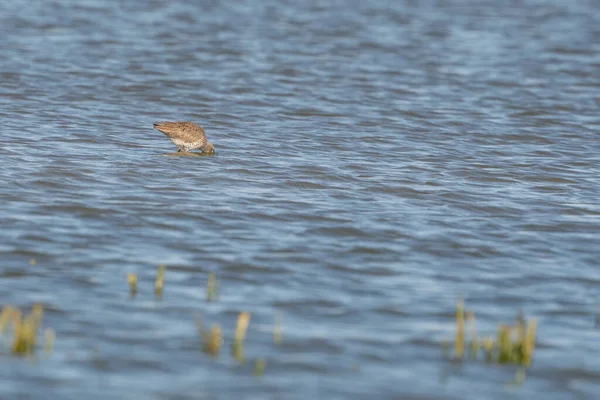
153,121,215,154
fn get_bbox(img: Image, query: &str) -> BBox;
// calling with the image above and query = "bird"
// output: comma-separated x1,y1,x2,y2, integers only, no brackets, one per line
153,121,215,154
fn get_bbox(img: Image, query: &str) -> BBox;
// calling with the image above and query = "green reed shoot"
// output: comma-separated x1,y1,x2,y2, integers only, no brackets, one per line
497,325,513,363
44,328,55,355
0,304,51,356
273,312,283,346
483,337,494,363
254,358,267,377
206,272,219,302
234,312,251,346
522,319,537,366
155,265,166,297
196,314,222,357
447,299,538,367
233,312,251,363
454,299,465,359
204,324,222,357
127,273,138,296
467,311,479,358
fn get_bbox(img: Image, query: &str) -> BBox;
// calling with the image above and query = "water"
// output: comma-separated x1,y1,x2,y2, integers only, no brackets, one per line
1,0,599,398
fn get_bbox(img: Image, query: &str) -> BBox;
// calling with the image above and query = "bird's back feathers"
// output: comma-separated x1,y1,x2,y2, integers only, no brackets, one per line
153,121,208,144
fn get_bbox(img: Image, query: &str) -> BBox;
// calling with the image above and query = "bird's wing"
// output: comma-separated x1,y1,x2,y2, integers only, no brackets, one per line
153,122,207,143
153,122,184,139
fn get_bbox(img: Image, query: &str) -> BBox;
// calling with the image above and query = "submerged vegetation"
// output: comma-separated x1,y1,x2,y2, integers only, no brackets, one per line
0,304,54,356
273,312,283,346
233,312,251,362
127,273,138,296
165,152,212,157
206,272,219,302
446,299,538,367
254,358,267,377
197,316,223,358
121,268,277,377
155,265,166,298
3,261,548,389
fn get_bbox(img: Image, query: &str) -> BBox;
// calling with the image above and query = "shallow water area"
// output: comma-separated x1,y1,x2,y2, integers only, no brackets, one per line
1,0,600,399
165,152,213,157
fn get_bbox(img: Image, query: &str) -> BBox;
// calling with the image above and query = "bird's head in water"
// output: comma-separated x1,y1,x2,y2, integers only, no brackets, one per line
203,142,215,155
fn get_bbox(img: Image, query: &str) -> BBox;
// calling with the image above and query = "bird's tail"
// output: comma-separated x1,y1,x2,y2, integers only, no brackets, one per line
153,122,177,136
